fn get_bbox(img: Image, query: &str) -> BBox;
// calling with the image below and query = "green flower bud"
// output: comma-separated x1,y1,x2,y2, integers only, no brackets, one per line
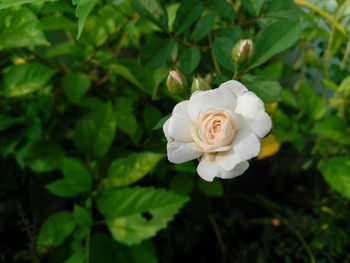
232,39,254,64
167,70,187,95
191,75,211,93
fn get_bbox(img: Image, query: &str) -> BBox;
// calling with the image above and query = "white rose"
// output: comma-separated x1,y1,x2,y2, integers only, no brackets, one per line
163,80,272,182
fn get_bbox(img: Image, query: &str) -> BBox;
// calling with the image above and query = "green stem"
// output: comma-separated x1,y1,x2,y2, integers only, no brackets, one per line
233,62,238,80
209,33,222,75
322,27,335,106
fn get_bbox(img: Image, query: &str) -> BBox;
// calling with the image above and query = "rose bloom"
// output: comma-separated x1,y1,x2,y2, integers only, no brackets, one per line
163,80,272,182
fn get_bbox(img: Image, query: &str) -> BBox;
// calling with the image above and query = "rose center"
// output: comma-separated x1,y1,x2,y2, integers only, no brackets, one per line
191,110,236,151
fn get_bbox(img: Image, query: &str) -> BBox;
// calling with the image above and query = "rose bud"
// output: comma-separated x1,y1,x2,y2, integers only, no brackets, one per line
167,70,187,95
163,80,272,182
191,75,211,94
232,39,254,65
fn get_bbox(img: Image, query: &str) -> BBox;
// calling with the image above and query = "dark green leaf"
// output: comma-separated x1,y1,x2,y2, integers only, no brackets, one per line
241,74,281,103
179,47,201,74
0,115,24,131
169,174,195,195
212,26,240,71
198,178,223,197
90,233,157,263
39,15,76,31
0,0,53,9
66,252,85,263
46,180,81,198
74,102,117,157
73,205,93,227
141,37,175,69
249,21,302,68
62,158,92,193
62,72,91,104
3,63,56,98
172,0,204,35
241,0,265,16
143,104,162,133
209,0,235,20
0,8,48,49
108,63,143,90
299,83,325,120
37,211,76,248
312,116,350,145
131,0,168,31
115,97,138,137
280,89,297,108
152,114,170,130
190,13,216,41
108,152,164,187
97,187,189,245
319,157,350,200
72,0,99,39
24,140,64,173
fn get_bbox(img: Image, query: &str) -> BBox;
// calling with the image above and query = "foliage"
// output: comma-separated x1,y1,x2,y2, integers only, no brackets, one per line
0,0,349,262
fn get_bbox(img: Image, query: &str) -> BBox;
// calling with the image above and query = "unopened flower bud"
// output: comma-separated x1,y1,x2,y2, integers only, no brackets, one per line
167,70,187,95
232,39,254,64
191,75,211,93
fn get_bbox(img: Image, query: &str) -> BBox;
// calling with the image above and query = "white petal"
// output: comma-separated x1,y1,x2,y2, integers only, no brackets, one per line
163,118,171,139
245,111,272,138
173,100,189,115
235,91,264,116
167,141,202,164
168,114,193,143
215,130,260,171
219,80,248,97
188,86,236,122
197,154,221,182
217,161,249,179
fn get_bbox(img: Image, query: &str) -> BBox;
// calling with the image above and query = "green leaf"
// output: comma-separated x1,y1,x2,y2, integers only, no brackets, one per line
190,13,216,41
62,72,91,104
108,63,143,91
249,21,302,68
152,114,170,130
62,158,92,193
46,180,82,198
24,140,64,173
65,252,85,263
141,37,175,69
299,83,325,120
115,97,138,137
142,104,162,134
241,0,265,16
311,116,350,145
241,74,281,103
198,178,223,197
37,211,76,248
280,89,297,108
3,63,56,98
208,0,235,20
83,15,109,47
0,7,48,49
179,47,201,74
131,0,168,31
0,115,24,131
108,152,164,187
39,15,76,31
0,0,54,9
90,233,158,263
97,187,189,245
73,205,93,227
72,0,98,39
169,174,195,195
74,102,117,157
212,26,240,71
172,0,204,35
318,157,350,200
